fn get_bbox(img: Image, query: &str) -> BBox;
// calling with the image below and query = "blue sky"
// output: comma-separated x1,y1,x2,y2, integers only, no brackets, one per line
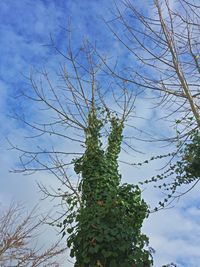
0,1,200,266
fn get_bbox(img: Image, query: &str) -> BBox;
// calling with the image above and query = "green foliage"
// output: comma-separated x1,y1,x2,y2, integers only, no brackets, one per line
62,108,153,267
162,264,178,267
140,130,200,209
182,130,200,178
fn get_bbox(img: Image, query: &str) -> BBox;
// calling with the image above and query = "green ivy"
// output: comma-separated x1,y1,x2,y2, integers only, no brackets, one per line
140,130,200,209
62,108,153,267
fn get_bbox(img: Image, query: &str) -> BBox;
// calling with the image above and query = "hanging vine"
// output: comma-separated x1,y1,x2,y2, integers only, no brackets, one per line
138,129,200,210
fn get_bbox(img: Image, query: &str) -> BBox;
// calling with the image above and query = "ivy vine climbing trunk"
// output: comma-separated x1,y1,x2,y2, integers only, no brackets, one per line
65,108,153,267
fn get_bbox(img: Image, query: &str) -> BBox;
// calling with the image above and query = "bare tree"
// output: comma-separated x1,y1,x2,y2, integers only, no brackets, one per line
10,36,138,219
0,202,66,267
9,35,153,265
105,0,200,140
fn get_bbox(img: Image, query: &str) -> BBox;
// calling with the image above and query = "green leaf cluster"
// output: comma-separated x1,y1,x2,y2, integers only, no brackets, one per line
63,108,153,267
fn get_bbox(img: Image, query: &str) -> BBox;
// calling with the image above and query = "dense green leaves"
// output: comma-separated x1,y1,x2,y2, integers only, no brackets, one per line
63,108,153,267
